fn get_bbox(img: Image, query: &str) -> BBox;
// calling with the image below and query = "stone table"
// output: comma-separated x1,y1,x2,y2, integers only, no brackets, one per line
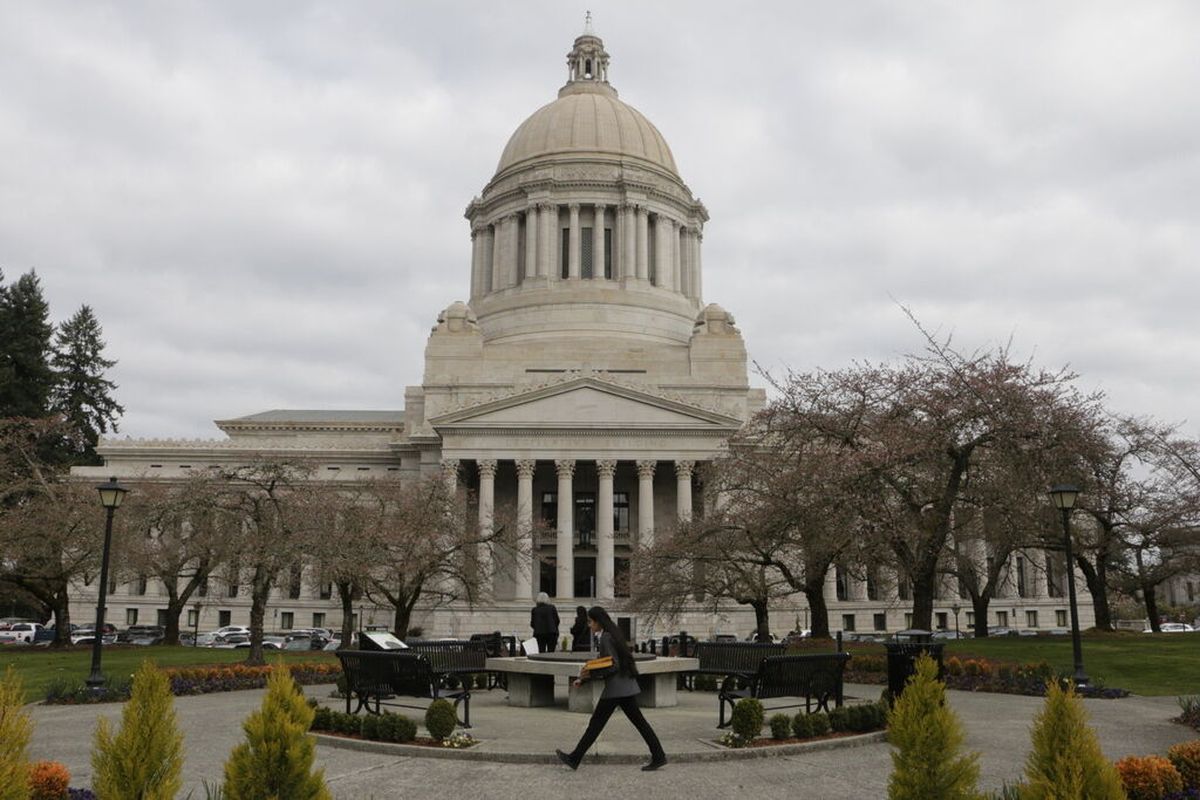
485,654,700,712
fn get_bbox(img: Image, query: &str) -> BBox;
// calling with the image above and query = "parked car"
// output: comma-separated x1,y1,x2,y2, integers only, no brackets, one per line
0,617,37,630
213,625,252,638
32,623,78,646
0,622,43,644
1143,622,1195,633
119,625,167,646
931,630,971,640
71,624,118,646
710,633,739,643
234,636,285,650
283,632,330,651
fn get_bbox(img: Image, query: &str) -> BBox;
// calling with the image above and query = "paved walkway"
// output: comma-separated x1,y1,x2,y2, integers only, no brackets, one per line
28,681,1193,799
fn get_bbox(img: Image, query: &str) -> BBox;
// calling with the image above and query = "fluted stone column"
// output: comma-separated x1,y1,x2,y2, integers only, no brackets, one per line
514,460,536,602
568,204,581,279
592,204,606,279
490,219,505,291
470,226,483,298
441,458,459,496
678,226,690,297
668,219,681,291
636,206,649,281
596,460,616,600
636,460,656,547
691,229,703,299
505,214,521,287
824,568,839,604
675,460,694,521
538,203,555,278
1032,550,1050,598
654,216,672,289
477,460,496,595
524,208,538,281
622,204,636,280
482,226,496,293
555,459,575,599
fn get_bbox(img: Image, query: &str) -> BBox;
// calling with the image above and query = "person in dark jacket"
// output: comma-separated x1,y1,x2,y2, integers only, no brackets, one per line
530,592,560,653
570,606,591,651
556,606,667,771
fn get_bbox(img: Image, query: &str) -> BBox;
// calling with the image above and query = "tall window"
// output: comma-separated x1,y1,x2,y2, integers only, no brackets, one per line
604,228,614,278
1026,610,1039,628
136,576,148,596
581,227,593,278
319,582,333,600
1055,609,1067,627
647,220,656,283
1016,556,1027,597
936,612,948,630
187,609,198,628
835,566,848,601
541,492,558,530
1046,557,1060,598
560,228,569,278
288,564,303,600
866,569,878,601
197,577,208,598
613,492,630,533
126,608,138,626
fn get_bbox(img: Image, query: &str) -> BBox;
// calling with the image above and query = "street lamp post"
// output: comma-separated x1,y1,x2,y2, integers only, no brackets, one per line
951,604,961,639
192,601,202,647
1048,484,1089,688
86,477,128,692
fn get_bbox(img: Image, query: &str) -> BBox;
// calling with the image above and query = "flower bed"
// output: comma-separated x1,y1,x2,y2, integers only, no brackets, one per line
43,661,341,704
309,705,477,748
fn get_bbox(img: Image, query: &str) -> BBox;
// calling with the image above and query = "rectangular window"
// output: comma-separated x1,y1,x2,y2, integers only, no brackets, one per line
1016,556,1027,597
156,609,168,627
280,612,294,630
218,610,232,628
581,227,593,278
126,608,138,626
613,492,630,533
1026,610,1039,628
1188,581,1195,602
604,228,613,278
936,612,948,630
227,563,239,598
873,613,887,632
319,582,333,600
835,567,848,601
541,492,558,530
841,613,856,632
312,612,326,629
996,610,1009,627
575,493,596,547
288,564,303,600
1055,610,1067,627
560,228,569,278
904,613,913,629
966,611,975,626
1045,557,1059,598
897,578,911,602
187,609,198,627
866,571,879,602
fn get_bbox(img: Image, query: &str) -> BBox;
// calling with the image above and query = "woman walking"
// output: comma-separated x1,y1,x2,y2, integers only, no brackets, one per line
556,606,667,771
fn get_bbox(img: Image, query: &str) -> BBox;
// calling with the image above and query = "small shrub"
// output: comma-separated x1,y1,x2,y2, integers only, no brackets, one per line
1021,679,1124,800
828,706,851,733
0,667,32,800
334,712,360,735
768,713,791,739
377,713,417,743
945,657,964,677
92,660,184,800
424,700,457,741
28,761,70,800
730,698,765,743
1168,740,1200,790
809,713,831,736
1116,755,1184,800
792,713,815,739
310,706,332,731
222,665,330,800
886,654,979,800
359,715,380,740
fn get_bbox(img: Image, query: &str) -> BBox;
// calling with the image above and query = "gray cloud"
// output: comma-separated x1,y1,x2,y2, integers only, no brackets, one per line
1,1,1197,438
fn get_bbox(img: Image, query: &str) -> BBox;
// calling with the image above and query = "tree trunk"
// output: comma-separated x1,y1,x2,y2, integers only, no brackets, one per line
803,584,830,639
245,566,270,666
1074,554,1114,631
337,580,355,649
392,590,421,640
1143,584,1161,633
750,599,771,642
50,590,71,647
909,570,936,631
972,594,990,638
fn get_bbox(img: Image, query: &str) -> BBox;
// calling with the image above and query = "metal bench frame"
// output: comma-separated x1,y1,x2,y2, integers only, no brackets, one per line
335,650,472,727
717,652,851,728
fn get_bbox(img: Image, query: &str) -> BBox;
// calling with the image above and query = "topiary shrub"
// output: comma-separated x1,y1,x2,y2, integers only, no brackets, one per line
359,715,380,740
886,654,979,800
424,700,457,741
92,660,184,800
792,713,815,739
0,666,32,800
1168,740,1200,790
768,713,792,740
828,706,851,733
222,665,331,800
809,712,831,736
730,698,765,744
1115,755,1183,800
1020,679,1124,800
377,713,417,743
28,761,70,800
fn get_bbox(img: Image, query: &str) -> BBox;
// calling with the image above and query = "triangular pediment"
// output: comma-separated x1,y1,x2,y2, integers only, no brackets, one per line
430,377,742,431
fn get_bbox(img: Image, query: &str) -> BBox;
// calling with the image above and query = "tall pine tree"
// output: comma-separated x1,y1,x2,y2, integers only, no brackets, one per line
0,270,55,419
50,304,123,463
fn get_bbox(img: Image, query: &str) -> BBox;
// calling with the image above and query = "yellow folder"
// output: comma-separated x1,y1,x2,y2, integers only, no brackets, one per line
584,656,614,671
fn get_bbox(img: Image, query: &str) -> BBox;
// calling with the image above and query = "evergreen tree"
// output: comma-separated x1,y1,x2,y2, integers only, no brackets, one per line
91,660,184,800
887,654,981,800
0,666,33,800
50,304,123,463
0,271,55,419
1021,679,1124,800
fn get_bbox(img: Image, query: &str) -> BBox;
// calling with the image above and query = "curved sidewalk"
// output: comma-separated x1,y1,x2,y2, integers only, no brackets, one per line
28,681,1193,799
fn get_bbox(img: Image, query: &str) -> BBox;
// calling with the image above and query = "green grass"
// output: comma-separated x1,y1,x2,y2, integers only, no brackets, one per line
943,631,1200,696
0,645,336,702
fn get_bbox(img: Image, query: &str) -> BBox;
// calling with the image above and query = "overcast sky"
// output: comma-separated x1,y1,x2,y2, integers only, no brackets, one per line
2,2,1198,440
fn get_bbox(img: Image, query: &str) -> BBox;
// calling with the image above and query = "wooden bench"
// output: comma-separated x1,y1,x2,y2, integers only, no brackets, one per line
717,652,851,728
335,650,472,727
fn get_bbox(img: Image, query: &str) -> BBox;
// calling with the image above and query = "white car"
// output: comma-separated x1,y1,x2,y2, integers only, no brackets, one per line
1142,622,1195,633
213,625,252,638
0,622,44,644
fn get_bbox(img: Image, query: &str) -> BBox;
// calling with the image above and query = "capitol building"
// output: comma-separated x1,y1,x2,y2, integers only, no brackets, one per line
73,24,1090,640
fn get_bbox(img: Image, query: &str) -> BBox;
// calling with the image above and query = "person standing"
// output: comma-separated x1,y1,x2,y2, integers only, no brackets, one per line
570,606,591,652
556,606,667,771
531,592,560,653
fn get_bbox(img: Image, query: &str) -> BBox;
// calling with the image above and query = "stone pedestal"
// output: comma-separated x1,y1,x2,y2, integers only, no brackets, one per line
505,673,556,707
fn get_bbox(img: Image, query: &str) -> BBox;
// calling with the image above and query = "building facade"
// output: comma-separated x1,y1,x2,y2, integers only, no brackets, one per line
72,25,1093,640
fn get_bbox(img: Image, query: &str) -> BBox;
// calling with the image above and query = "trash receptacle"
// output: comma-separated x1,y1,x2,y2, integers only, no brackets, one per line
884,630,944,698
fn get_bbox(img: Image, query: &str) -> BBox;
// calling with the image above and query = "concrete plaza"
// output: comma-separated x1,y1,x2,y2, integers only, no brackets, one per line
28,681,1193,799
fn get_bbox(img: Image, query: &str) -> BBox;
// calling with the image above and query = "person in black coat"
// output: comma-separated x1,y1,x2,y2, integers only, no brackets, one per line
530,592,560,653
570,606,591,651
556,606,667,771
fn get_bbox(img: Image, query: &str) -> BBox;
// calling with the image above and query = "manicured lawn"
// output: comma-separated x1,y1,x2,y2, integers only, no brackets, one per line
0,644,336,702
944,631,1200,697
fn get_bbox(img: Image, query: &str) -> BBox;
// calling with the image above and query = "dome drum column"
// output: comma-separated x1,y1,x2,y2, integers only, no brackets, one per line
592,203,607,280
538,203,555,280
567,204,582,279
654,214,673,290
524,206,538,281
635,206,650,281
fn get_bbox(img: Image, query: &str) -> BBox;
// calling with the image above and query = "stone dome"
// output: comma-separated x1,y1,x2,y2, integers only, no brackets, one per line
495,87,678,178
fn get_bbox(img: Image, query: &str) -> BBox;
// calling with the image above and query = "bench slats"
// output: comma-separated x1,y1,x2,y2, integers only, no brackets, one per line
717,652,851,728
